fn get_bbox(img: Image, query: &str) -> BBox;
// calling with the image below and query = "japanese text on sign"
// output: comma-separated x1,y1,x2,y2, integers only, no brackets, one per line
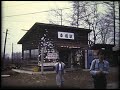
47,53,58,59
58,31,74,40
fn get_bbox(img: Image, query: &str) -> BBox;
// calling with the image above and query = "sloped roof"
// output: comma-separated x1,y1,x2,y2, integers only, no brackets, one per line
18,22,92,44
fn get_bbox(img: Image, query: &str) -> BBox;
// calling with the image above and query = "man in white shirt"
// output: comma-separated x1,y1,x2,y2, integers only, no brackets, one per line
90,49,109,89
55,60,65,87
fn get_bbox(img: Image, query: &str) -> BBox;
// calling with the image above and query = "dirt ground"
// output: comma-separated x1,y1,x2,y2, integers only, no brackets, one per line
1,67,119,89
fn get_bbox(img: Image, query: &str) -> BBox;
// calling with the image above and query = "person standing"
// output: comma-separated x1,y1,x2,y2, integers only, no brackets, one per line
55,59,65,88
90,49,109,89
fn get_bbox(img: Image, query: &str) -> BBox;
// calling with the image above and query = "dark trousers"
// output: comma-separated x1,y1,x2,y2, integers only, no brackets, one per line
93,75,107,89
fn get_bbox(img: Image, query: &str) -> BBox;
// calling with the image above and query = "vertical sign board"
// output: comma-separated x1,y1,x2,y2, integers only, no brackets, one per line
58,31,74,40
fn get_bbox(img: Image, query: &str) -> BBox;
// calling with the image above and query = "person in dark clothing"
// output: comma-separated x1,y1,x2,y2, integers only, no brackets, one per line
90,49,109,89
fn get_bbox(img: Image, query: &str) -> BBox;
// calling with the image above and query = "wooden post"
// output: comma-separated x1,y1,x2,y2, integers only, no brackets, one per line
41,47,44,74
29,49,31,60
70,50,73,69
22,49,24,60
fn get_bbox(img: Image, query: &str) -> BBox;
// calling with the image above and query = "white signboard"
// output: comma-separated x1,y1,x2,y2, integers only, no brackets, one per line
47,53,58,59
58,31,74,40
38,62,57,67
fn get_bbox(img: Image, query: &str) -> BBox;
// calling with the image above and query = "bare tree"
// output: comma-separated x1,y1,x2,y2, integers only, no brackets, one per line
97,13,114,44
47,1,119,45
71,1,103,44
102,1,119,45
71,1,119,45
71,1,90,28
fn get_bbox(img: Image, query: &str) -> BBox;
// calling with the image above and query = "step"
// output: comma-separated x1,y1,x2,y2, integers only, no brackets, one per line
20,65,55,72
26,63,38,66
12,69,56,74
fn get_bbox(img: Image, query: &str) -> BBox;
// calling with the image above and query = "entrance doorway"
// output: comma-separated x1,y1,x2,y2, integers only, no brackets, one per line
58,48,85,69
59,48,71,68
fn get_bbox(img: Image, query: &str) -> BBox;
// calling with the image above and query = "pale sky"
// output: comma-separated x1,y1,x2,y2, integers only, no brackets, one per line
2,1,117,57
2,1,72,57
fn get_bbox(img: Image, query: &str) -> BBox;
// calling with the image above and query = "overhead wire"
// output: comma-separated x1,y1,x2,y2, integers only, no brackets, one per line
3,7,73,18
2,1,37,8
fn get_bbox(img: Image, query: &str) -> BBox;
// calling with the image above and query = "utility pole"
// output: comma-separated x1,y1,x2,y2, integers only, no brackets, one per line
12,43,13,63
3,29,8,60
60,9,62,25
52,9,63,25
113,1,115,46
93,2,97,44
118,1,120,46
77,1,80,28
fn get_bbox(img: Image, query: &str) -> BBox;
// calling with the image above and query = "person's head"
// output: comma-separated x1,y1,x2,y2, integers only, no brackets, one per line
58,59,62,63
97,49,105,61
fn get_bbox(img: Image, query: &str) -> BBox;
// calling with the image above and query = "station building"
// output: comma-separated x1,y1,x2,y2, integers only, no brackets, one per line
18,22,92,69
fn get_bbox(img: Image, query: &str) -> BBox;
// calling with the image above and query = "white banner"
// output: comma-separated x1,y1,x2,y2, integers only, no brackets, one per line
58,31,74,40
47,53,58,59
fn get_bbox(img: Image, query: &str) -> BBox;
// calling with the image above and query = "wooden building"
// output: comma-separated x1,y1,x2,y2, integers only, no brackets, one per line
18,22,92,69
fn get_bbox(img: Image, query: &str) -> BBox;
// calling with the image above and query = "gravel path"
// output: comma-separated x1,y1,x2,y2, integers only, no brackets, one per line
1,67,119,89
